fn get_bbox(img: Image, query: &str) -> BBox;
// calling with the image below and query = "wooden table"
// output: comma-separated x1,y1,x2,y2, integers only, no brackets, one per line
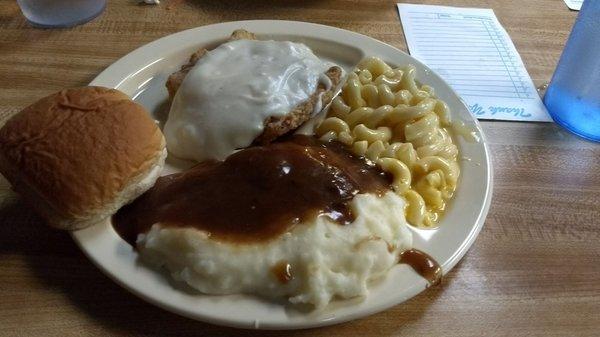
1,1,598,336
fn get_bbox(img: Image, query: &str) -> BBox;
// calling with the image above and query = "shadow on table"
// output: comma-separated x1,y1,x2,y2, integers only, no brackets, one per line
0,198,443,336
182,0,323,10
171,0,330,19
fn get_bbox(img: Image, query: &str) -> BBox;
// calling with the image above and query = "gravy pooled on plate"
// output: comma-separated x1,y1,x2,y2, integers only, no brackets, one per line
113,135,392,245
399,249,443,286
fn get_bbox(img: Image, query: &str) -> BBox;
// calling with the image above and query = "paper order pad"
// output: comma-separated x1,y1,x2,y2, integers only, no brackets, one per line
397,4,551,122
564,0,583,10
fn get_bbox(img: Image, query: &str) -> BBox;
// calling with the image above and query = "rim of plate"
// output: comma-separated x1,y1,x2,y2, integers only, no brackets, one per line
72,20,493,330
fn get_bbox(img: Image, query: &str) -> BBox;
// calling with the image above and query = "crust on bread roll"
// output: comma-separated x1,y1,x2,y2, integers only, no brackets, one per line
0,86,166,230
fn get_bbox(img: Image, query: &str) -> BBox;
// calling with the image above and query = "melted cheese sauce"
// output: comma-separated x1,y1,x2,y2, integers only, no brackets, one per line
164,39,334,162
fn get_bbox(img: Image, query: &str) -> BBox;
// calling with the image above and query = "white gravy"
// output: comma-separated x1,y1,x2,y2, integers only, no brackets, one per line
164,39,334,162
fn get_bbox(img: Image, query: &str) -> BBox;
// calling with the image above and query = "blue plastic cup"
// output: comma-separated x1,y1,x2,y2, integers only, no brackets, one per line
543,0,600,142
17,0,106,28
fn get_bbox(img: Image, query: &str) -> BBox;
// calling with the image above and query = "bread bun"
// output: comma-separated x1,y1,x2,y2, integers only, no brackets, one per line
0,86,166,230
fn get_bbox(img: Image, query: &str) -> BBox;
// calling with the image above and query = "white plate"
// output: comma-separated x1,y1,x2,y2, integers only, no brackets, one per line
72,20,493,330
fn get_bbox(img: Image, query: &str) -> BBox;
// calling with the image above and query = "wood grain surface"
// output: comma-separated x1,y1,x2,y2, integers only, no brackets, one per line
1,1,599,336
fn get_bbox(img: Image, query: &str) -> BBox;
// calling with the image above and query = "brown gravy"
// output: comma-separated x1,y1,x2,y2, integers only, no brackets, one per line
113,135,391,245
399,249,442,286
271,261,293,284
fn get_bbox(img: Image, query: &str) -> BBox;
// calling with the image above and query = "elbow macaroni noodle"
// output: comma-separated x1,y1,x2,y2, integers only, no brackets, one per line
316,57,460,227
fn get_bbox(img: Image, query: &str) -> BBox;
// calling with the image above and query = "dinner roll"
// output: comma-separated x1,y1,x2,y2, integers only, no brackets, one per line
0,86,166,230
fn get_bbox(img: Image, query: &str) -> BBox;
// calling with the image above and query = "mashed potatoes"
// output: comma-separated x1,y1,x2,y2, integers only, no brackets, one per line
137,192,412,308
